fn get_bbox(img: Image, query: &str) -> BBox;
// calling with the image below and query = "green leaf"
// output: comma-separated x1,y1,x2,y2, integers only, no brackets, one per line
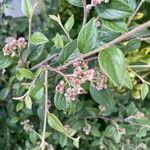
91,125,100,137
136,127,149,138
25,95,32,109
52,33,64,49
77,19,97,54
66,0,82,7
90,86,116,112
73,137,80,149
29,132,38,144
59,134,68,148
102,19,128,33
18,68,34,79
29,45,44,61
141,83,149,100
95,0,132,20
0,87,10,101
104,125,116,137
0,52,13,70
114,131,121,143
145,0,150,3
58,40,79,64
21,0,32,17
65,15,74,32
98,46,133,89
16,102,24,112
125,39,141,51
99,26,121,43
10,117,19,124
54,92,77,114
48,113,67,135
126,102,138,116
123,0,137,11
31,32,49,45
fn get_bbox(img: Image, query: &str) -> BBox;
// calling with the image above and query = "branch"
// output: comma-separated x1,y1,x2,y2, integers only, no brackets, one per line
30,53,57,71
57,20,150,70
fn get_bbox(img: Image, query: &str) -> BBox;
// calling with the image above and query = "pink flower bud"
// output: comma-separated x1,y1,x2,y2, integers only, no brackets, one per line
56,82,64,93
86,69,94,81
65,88,77,102
77,87,86,94
17,37,25,43
73,61,81,67
91,0,98,5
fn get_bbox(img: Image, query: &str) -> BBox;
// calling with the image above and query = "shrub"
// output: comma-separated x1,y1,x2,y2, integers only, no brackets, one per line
0,0,150,149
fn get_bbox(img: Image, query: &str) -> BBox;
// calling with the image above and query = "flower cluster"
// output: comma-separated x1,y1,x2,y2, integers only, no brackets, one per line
91,0,109,6
137,143,147,149
21,120,33,132
83,123,91,135
56,61,108,102
2,37,27,56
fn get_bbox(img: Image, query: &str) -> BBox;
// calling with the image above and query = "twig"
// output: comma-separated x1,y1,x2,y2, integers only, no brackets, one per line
128,0,145,26
84,56,97,62
25,0,41,62
128,65,150,68
83,115,150,128
30,53,57,71
40,66,49,150
57,20,150,70
82,0,88,26
48,66,70,84
131,69,150,86
137,36,150,41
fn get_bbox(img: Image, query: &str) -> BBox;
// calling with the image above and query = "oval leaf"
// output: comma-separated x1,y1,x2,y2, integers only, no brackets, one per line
25,95,32,109
31,32,49,45
77,19,97,54
141,83,149,100
102,19,128,33
21,0,32,17
48,113,67,135
66,0,82,7
95,0,132,20
58,40,79,64
0,52,13,70
65,15,74,32
98,46,133,89
90,86,116,112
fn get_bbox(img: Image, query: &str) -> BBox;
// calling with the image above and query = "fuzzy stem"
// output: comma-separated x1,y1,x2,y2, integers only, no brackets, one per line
26,1,41,62
41,67,49,150
82,0,88,26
